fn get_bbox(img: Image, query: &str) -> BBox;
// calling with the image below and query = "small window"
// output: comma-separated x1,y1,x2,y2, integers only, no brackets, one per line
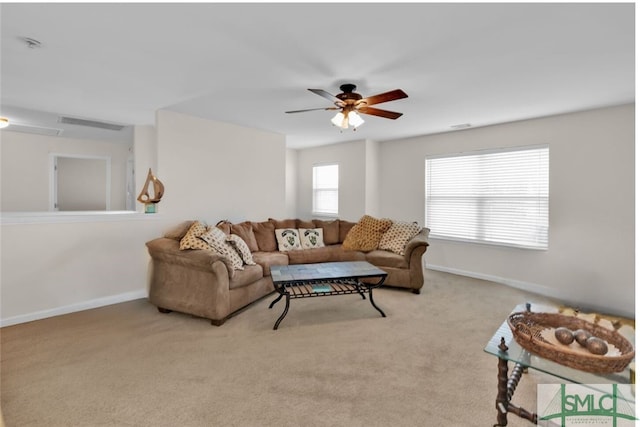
425,146,549,249
312,164,339,216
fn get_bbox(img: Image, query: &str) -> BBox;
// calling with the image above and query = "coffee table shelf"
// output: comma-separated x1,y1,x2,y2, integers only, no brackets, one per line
280,279,365,298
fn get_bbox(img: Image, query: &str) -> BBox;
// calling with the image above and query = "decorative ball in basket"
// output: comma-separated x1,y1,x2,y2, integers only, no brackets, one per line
507,311,634,374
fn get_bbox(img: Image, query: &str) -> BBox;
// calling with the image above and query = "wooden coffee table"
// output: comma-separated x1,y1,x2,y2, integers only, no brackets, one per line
269,261,387,330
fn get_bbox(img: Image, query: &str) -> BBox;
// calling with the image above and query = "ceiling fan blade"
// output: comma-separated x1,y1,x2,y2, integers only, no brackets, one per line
358,89,408,106
357,106,403,120
285,107,339,114
308,88,342,103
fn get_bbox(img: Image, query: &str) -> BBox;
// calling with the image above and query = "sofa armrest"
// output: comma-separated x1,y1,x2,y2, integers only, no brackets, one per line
146,237,232,276
403,228,430,264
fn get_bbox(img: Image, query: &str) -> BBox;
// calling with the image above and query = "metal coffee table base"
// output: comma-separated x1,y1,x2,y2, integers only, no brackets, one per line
268,277,386,330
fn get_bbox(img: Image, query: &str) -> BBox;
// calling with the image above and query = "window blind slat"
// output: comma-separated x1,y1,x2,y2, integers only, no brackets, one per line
425,146,549,249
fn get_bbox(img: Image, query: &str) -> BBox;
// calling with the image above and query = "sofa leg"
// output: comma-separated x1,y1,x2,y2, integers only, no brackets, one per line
411,289,421,295
211,317,227,326
158,307,172,314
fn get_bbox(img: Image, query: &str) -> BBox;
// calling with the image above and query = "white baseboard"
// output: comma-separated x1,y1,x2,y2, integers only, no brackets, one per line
1,289,148,327
425,263,571,301
425,264,636,318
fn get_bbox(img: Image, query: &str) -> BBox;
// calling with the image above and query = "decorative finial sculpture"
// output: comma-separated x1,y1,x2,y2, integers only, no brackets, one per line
137,168,164,213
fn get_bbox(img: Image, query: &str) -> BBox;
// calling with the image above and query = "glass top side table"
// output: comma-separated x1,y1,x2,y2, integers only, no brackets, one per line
484,303,634,426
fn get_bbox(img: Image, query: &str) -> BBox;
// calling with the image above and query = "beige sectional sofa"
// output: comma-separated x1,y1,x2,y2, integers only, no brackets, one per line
145,217,430,325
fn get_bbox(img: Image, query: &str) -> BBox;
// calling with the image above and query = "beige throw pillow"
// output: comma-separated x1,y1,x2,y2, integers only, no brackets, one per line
275,228,302,251
227,234,257,265
299,228,324,249
179,221,210,250
378,221,422,255
341,215,393,252
199,228,244,271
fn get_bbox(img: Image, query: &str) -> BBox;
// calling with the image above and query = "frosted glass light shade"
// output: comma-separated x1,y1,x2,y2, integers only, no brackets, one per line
348,111,364,128
0,117,8,129
331,112,349,129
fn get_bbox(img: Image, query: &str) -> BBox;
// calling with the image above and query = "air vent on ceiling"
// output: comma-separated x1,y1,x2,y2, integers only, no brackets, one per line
5,123,63,137
58,116,125,131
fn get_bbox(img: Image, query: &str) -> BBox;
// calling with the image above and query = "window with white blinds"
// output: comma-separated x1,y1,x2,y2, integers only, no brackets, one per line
312,164,339,215
425,146,549,249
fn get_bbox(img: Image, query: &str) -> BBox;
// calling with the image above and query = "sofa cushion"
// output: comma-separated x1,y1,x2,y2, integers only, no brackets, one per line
275,228,302,251
339,220,356,243
313,219,340,244
378,221,422,255
216,220,232,235
252,251,289,276
342,215,393,252
231,221,259,252
270,218,297,229
365,250,409,269
287,245,366,264
165,220,195,240
227,234,257,266
179,221,210,250
252,221,277,252
229,265,263,290
297,219,315,228
199,228,244,271
299,228,324,249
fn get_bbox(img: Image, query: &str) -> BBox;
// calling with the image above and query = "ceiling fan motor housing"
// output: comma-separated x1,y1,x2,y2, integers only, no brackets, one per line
336,84,363,108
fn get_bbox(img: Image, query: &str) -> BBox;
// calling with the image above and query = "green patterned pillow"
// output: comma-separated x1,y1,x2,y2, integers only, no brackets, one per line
299,228,324,249
275,228,302,251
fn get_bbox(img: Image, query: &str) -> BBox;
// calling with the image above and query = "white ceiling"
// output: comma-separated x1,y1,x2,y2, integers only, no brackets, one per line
0,3,635,149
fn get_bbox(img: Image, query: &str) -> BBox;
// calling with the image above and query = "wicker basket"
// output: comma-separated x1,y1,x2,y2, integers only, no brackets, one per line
507,311,635,374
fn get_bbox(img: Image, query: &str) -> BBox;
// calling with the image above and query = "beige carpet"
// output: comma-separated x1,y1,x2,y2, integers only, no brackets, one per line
1,270,561,427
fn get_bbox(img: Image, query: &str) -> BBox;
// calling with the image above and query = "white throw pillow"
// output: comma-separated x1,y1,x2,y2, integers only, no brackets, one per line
378,221,422,255
275,228,302,251
199,228,244,270
227,234,257,265
298,228,325,249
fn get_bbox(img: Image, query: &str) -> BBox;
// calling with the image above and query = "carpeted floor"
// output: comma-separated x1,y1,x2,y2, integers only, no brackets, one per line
1,269,562,426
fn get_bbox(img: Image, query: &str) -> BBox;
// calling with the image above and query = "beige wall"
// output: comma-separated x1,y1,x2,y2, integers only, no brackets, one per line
0,131,131,211
377,104,634,317
1,113,287,325
296,139,369,222
156,110,287,223
295,104,634,317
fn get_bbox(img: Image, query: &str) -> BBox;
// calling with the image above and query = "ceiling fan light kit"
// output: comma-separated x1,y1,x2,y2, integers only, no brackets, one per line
287,83,408,130
0,117,9,129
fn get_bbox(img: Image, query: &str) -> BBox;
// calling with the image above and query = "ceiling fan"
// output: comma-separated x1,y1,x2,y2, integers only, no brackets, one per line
286,84,408,130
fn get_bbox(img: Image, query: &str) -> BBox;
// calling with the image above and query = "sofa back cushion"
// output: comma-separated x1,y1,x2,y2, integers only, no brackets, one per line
297,219,315,228
164,220,195,241
313,219,340,245
252,221,277,252
339,220,356,243
230,221,259,252
269,218,297,229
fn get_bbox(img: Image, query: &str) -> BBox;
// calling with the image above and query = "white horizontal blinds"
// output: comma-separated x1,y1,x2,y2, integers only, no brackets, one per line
313,164,339,215
425,146,549,249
